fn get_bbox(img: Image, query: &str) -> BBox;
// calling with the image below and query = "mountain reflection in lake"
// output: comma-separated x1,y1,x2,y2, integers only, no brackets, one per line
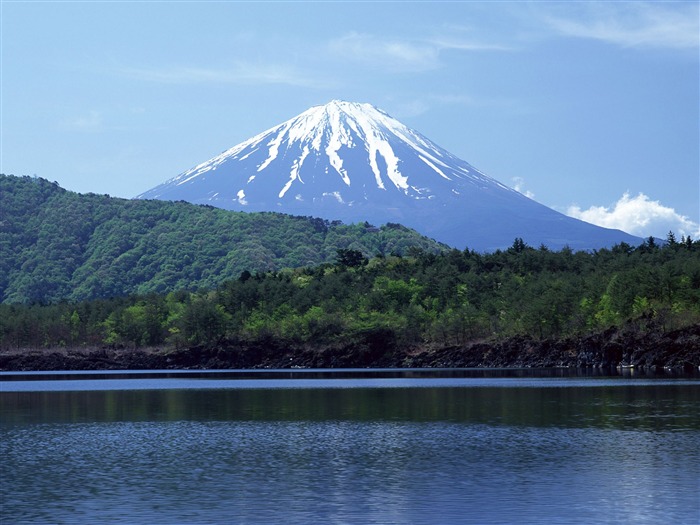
2,370,699,524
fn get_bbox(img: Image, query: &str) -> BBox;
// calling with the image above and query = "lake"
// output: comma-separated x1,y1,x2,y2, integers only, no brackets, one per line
1,369,699,524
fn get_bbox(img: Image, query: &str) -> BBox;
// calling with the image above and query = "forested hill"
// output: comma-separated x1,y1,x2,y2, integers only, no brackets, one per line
2,231,699,370
0,174,446,303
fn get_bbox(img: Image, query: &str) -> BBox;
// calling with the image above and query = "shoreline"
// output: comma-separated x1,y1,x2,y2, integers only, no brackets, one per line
2,323,699,372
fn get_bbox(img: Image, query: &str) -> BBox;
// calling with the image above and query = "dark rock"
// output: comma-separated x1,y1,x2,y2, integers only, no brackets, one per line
1,322,698,371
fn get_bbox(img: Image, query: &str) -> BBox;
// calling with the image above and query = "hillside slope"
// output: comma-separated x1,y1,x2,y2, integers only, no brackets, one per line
1,175,445,303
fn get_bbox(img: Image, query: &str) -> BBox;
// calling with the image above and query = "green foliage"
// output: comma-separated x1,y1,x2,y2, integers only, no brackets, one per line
1,175,445,304
335,248,367,268
3,176,700,353
177,294,231,346
2,235,699,352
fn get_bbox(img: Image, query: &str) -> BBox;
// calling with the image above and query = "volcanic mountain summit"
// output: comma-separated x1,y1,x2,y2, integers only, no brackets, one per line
138,100,639,251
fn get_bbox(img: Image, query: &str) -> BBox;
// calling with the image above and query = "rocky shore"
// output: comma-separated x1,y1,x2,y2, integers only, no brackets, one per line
2,321,699,372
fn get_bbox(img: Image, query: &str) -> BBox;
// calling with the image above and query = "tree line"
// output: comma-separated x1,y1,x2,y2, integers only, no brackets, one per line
2,236,699,351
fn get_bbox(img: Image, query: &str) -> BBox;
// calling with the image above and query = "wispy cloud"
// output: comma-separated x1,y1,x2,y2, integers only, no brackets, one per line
567,192,700,239
329,32,440,73
424,36,511,53
329,30,508,73
120,61,330,88
542,2,699,50
389,99,432,119
388,92,531,121
62,110,103,132
511,177,535,199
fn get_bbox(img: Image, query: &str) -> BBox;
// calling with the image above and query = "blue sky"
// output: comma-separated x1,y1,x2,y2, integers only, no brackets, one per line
2,1,698,239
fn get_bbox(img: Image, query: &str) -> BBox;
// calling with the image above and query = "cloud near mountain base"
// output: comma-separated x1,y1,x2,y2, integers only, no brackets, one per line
567,192,700,239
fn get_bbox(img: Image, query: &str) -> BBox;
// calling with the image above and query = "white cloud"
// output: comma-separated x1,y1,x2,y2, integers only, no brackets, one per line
388,92,527,121
329,32,440,72
567,192,700,239
120,62,330,88
511,177,535,199
543,2,699,50
424,36,511,53
329,30,508,73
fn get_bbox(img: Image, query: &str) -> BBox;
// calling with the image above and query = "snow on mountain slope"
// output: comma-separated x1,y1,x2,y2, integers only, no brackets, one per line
137,100,641,251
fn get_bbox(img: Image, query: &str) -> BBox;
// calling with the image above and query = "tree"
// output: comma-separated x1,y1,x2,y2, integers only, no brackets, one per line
509,238,527,254
178,295,231,346
336,248,367,268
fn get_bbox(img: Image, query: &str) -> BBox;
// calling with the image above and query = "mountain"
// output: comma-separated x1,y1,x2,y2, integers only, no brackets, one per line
138,100,641,251
0,175,445,304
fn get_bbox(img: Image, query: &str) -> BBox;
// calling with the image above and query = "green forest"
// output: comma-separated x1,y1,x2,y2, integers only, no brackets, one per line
2,232,699,352
1,175,444,303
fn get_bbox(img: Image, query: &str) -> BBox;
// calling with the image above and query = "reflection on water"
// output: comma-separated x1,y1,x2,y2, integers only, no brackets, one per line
2,381,699,431
2,371,699,524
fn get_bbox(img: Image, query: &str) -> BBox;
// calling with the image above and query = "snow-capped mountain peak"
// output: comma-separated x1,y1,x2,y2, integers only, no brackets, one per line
137,100,640,251
141,100,511,205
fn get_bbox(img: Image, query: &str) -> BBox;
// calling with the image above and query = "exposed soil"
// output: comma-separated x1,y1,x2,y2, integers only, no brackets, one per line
2,321,699,372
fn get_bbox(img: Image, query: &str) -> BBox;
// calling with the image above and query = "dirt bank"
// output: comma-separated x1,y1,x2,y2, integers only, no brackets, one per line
2,323,699,372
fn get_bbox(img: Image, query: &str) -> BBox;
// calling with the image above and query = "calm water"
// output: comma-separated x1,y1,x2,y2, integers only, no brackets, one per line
1,369,699,524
